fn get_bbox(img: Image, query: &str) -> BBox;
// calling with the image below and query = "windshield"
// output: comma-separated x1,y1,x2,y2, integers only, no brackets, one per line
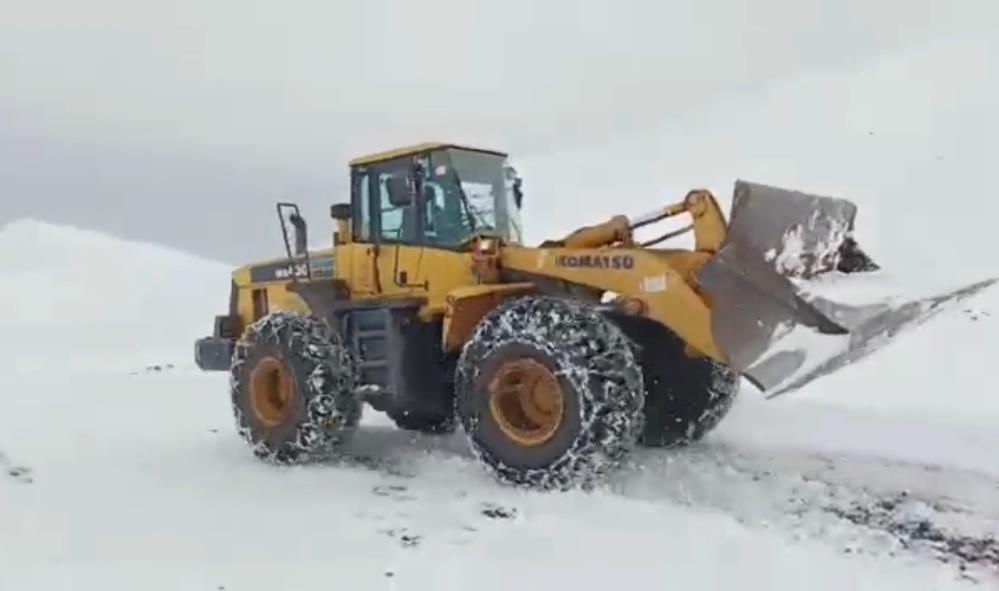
420,148,523,247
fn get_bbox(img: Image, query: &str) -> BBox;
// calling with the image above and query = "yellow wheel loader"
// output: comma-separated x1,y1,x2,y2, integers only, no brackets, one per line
194,142,996,489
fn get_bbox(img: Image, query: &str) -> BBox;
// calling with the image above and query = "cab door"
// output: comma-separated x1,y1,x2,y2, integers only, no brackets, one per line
364,156,428,299
343,165,377,296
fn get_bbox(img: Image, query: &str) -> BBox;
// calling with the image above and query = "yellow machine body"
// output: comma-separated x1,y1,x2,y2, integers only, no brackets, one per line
201,141,918,403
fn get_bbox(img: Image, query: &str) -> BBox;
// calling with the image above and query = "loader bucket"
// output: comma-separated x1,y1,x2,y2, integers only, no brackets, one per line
696,180,997,396
726,180,879,277
696,234,850,391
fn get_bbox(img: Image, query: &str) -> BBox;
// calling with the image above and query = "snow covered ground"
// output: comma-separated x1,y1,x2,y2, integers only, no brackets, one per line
1,208,997,591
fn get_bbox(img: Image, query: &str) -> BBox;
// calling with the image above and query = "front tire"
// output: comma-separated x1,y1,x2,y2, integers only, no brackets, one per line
455,296,645,490
631,324,739,448
229,311,362,464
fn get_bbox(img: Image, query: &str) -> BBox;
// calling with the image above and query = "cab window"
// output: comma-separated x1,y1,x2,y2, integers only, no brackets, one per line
422,178,471,247
352,170,371,241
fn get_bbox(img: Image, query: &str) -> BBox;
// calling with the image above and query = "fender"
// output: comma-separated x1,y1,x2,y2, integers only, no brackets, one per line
441,282,536,352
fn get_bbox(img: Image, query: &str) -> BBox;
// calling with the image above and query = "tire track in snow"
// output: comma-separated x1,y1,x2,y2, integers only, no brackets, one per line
307,419,999,582
609,442,999,582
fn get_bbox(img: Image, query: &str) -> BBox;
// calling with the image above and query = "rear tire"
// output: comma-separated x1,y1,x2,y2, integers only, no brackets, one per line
455,296,645,490
229,311,362,464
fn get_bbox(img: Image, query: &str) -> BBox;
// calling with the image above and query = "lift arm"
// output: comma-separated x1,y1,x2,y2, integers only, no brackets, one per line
543,190,729,252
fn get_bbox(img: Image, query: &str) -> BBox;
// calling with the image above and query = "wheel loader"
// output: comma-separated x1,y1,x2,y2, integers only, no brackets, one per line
194,142,996,490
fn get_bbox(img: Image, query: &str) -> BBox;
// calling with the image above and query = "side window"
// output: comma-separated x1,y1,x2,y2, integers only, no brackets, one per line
353,170,371,241
422,182,445,242
422,181,468,247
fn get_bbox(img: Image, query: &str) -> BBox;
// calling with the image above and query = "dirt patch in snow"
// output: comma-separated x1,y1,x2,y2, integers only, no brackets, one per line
0,451,33,484
826,492,999,579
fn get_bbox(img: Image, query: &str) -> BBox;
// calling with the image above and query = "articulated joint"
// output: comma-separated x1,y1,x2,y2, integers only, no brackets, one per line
684,190,709,216
684,189,727,253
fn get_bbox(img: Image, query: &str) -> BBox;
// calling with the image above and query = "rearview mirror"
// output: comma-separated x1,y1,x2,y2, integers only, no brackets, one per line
513,177,524,208
387,174,414,207
276,202,310,261
289,212,308,256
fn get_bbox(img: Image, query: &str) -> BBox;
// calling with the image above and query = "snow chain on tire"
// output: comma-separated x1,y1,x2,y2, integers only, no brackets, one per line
455,296,645,490
229,311,362,464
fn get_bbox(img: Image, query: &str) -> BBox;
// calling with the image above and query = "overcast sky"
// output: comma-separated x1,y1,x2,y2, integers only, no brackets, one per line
2,0,996,263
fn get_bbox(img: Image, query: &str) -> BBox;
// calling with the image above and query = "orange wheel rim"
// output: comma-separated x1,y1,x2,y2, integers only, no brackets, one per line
249,356,295,427
487,358,565,447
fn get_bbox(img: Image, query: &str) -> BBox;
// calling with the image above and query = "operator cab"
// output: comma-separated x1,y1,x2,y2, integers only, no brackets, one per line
334,143,524,249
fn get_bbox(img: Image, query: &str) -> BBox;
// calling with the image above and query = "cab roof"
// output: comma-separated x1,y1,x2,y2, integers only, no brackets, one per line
348,142,508,167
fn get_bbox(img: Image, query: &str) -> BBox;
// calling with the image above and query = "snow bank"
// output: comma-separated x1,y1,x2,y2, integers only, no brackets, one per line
0,218,232,370
787,276,999,421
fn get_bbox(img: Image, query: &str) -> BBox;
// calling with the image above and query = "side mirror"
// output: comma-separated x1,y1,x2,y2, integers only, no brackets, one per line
387,174,415,207
276,202,313,270
289,212,308,256
513,177,524,208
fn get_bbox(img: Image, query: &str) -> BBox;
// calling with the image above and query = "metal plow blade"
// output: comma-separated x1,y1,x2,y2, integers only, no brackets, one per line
762,277,998,398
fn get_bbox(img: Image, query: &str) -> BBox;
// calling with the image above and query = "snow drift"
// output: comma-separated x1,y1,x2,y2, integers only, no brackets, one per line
0,218,231,371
